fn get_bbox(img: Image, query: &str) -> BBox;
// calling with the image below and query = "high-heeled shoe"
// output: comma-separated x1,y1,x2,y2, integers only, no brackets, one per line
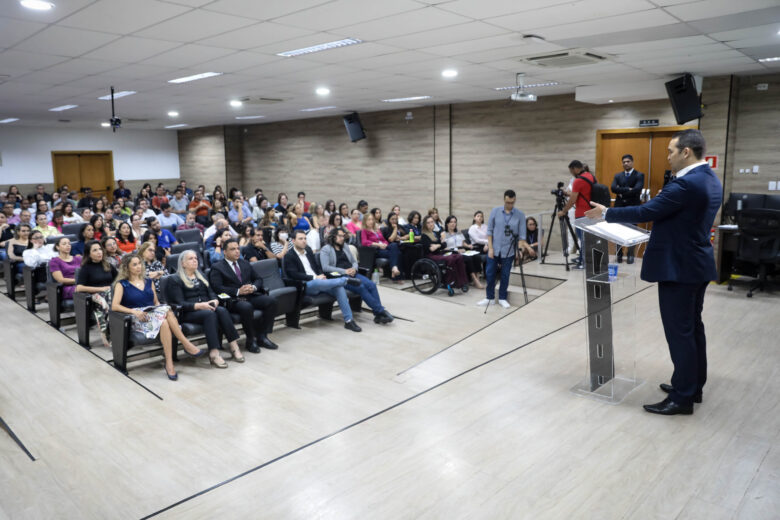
164,367,178,381
185,346,207,358
230,348,245,363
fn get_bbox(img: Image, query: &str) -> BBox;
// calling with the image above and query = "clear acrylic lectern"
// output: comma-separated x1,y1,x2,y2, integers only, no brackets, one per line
571,217,651,404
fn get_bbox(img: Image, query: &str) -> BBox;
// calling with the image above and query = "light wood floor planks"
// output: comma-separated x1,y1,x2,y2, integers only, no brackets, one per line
0,259,778,519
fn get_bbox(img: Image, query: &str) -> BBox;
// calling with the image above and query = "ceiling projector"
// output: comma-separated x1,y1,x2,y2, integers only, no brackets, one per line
511,91,537,102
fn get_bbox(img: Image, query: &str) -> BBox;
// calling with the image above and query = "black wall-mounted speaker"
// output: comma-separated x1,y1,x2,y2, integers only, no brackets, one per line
343,112,366,142
665,73,702,124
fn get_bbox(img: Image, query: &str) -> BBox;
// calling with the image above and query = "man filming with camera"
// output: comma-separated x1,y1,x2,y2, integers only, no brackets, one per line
557,160,596,269
477,190,529,309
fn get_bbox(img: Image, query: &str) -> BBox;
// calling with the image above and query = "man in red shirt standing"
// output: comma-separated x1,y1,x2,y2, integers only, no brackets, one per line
557,160,595,269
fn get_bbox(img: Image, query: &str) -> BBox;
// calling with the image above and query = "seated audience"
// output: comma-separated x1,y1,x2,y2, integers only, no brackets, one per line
297,191,311,212
468,210,489,254
269,226,291,259
242,230,275,262
130,214,146,239
76,240,117,347
168,189,189,216
206,228,232,265
404,210,422,239
168,250,245,368
323,213,344,240
101,236,123,269
151,185,169,210
72,223,95,256
188,190,212,226
156,203,184,229
90,214,108,241
49,236,81,301
115,221,137,254
428,207,444,234
284,230,362,332
523,216,540,259
93,199,106,217
33,212,59,238
210,238,279,352
22,230,56,268
338,202,350,221
324,200,336,219
136,199,156,220
390,205,407,226
111,254,205,381
274,192,288,214
238,225,254,247
212,199,229,221
420,215,468,292
361,213,402,280
370,207,382,224
177,211,205,235
204,214,237,243
345,209,362,235
0,213,13,261
228,195,254,228
148,217,177,254
252,196,268,222
138,241,165,294
442,215,484,289
320,228,394,324
35,200,52,222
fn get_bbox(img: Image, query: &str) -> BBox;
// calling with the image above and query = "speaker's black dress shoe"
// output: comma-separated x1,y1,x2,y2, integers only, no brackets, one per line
643,397,693,415
660,383,702,403
261,336,278,350
246,340,261,354
344,320,362,332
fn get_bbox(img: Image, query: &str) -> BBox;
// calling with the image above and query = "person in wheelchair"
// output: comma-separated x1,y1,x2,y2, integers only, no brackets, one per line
320,228,394,324
420,215,469,293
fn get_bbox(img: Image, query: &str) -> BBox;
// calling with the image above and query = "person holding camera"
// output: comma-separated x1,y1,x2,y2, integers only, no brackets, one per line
557,160,596,269
476,190,528,309
209,238,279,352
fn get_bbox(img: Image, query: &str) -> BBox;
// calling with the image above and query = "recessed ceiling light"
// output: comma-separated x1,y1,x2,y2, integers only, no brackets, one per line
167,111,179,117
316,87,330,96
608,99,614,103
758,56,780,62
0,118,20,124
229,99,243,107
165,124,188,129
49,104,78,112
381,96,431,103
494,82,559,91
235,115,265,120
98,90,135,100
277,38,362,57
299,106,337,112
441,69,458,78
168,72,223,84
101,122,110,127
20,0,54,11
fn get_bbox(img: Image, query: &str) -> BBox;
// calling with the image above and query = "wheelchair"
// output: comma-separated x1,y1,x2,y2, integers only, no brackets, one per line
410,256,468,297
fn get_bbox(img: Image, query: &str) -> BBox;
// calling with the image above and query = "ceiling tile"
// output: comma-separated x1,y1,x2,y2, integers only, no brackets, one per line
487,0,658,32
688,6,780,33
134,9,257,43
203,0,333,21
140,44,237,68
347,50,439,70
13,69,84,85
195,51,281,74
100,62,173,79
59,0,192,35
454,41,564,64
250,32,355,55
0,49,70,72
379,21,508,50
14,25,119,57
0,0,94,24
294,42,404,64
664,0,780,21
82,36,182,63
198,21,315,50
0,16,47,48
532,10,680,41
593,35,716,54
435,0,575,19
337,7,473,41
45,57,120,75
272,0,424,31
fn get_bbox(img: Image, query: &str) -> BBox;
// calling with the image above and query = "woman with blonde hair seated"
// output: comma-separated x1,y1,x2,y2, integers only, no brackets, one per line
166,250,244,368
111,254,205,381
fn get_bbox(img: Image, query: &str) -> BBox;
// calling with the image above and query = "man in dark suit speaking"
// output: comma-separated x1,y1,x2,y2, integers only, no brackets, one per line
611,154,645,263
585,130,721,415
210,238,279,352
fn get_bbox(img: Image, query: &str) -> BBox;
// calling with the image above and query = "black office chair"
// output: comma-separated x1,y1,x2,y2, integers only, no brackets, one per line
48,265,77,329
165,251,205,274
23,264,47,312
251,259,299,327
171,241,203,255
730,209,780,297
174,228,203,246
62,223,83,236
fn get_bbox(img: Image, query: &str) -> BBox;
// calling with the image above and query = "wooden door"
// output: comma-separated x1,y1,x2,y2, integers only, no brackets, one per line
598,132,651,198
51,152,114,201
648,132,677,197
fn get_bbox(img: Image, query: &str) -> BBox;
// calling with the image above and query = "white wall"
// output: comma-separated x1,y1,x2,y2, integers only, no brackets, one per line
0,126,180,185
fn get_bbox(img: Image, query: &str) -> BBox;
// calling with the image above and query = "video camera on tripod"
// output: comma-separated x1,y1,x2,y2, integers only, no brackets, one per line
541,180,579,271
550,182,567,210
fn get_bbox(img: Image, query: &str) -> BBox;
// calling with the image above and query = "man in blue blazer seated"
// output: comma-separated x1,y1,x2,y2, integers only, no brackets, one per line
585,129,722,416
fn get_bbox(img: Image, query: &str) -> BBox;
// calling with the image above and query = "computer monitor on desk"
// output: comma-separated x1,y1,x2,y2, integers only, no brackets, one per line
723,193,767,219
765,195,780,211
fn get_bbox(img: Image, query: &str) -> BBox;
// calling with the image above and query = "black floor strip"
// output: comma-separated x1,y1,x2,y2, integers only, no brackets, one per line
0,416,36,462
140,283,654,519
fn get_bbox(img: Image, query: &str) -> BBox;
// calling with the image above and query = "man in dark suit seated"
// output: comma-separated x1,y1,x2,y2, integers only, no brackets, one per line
610,153,645,263
210,238,279,352
586,129,722,416
284,230,362,332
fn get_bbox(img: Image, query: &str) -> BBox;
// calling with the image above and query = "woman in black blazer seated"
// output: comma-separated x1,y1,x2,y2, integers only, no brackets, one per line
166,250,244,368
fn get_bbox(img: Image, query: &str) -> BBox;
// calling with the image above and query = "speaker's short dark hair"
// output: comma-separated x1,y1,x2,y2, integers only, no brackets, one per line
672,129,706,159
504,190,516,199
568,160,583,169
621,154,634,161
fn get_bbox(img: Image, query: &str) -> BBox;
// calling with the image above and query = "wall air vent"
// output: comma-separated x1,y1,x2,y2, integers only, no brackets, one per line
520,49,608,68
240,97,284,105
126,118,150,122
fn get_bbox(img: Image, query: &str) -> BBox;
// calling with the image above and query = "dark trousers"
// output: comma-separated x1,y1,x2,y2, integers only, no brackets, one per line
428,253,467,287
485,254,514,300
375,242,401,270
344,273,385,315
181,307,239,350
226,294,277,340
658,281,709,405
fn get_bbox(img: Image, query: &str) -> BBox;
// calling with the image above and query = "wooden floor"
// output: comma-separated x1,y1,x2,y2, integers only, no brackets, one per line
0,257,778,519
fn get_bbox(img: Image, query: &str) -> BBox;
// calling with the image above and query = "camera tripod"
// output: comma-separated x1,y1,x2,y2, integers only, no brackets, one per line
540,195,579,272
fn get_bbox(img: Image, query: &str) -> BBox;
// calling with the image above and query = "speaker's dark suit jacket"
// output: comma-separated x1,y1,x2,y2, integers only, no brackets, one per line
605,163,722,405
611,169,645,207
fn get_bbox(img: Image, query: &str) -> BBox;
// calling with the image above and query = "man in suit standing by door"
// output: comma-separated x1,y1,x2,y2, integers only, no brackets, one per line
610,154,645,263
586,130,721,415
210,238,279,352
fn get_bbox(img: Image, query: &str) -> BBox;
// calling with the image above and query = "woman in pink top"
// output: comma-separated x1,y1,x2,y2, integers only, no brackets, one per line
361,214,402,280
345,208,362,235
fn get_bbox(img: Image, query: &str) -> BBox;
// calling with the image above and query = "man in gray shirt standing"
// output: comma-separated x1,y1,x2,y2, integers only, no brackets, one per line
477,190,529,309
